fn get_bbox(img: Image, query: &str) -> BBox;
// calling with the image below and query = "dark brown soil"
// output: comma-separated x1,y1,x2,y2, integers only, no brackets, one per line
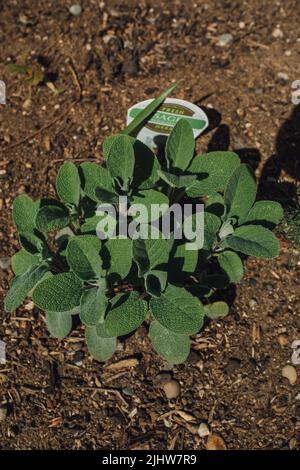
1,0,300,450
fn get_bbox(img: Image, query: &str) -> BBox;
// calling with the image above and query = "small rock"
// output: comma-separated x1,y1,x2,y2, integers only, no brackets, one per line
0,257,11,270
277,72,289,83
198,422,210,438
206,434,227,450
122,387,134,397
162,380,180,399
278,334,289,347
0,405,7,422
272,27,283,39
282,365,297,385
69,4,82,16
217,33,233,47
249,298,258,309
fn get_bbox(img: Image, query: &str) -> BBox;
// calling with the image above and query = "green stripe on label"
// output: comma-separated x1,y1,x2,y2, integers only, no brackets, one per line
129,108,206,130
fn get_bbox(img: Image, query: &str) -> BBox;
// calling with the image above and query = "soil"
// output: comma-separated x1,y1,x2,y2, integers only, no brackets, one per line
1,0,300,450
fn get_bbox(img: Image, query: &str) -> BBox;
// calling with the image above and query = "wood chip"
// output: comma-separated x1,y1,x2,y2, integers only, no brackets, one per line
105,358,139,370
206,434,227,450
282,365,297,385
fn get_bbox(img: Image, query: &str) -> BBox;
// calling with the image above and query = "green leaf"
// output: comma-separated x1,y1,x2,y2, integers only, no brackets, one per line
205,193,225,217
122,80,182,137
157,169,197,189
19,232,48,258
186,151,241,197
35,204,70,232
56,161,80,206
46,311,72,339
133,231,169,276
165,119,195,171
130,189,169,222
11,249,40,275
203,212,221,250
101,237,133,282
168,243,198,280
105,135,135,189
145,270,168,297
67,235,102,281
95,187,119,204
80,282,108,326
149,320,190,364
218,250,243,283
85,326,116,361
204,301,229,319
104,291,148,337
224,225,280,259
132,140,161,190
150,285,204,335
12,195,40,233
32,272,83,312
79,162,114,202
5,264,49,312
243,200,283,228
224,164,257,222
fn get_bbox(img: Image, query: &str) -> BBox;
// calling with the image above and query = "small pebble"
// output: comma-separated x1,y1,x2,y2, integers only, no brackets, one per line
0,257,11,270
249,298,257,309
69,4,82,16
282,365,297,385
122,387,134,397
272,27,283,39
278,334,289,346
198,422,210,438
206,434,227,450
217,33,233,47
162,380,180,399
277,72,289,82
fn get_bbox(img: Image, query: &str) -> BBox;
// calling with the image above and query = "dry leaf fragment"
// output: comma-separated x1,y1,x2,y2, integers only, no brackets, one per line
206,434,227,450
176,410,197,422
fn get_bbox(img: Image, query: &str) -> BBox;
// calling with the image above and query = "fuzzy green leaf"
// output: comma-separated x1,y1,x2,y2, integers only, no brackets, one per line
32,272,83,312
130,189,169,222
11,249,40,275
218,250,243,283
186,151,241,197
149,320,190,364
132,140,161,190
157,169,197,189
19,231,46,255
56,161,80,206
133,231,169,276
5,264,49,312
80,282,108,326
168,243,198,280
122,80,182,137
224,225,280,259
165,119,195,171
35,204,70,232
85,326,116,361
243,200,283,228
224,164,257,222
101,237,133,282
145,270,168,297
67,235,102,281
79,162,114,202
105,135,135,189
12,195,40,233
205,193,225,217
94,187,119,204
150,285,204,335
204,301,229,318
46,311,72,339
203,212,221,250
104,291,148,337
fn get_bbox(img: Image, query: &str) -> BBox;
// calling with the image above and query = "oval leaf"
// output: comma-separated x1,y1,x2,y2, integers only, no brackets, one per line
166,119,195,171
56,161,80,206
67,235,102,281
46,311,72,339
150,285,204,335
224,225,280,259
217,251,243,283
104,291,148,337
85,326,116,361
149,320,190,364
